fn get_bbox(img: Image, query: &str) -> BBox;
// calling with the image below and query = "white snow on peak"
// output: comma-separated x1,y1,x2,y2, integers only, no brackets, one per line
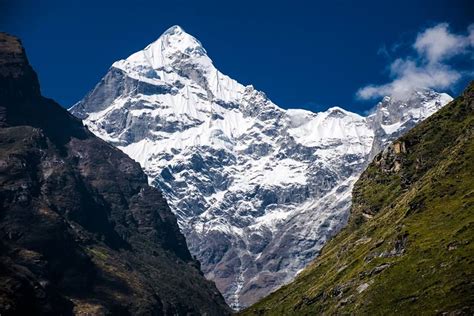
126,25,207,68
286,105,371,148
112,25,247,104
368,90,453,135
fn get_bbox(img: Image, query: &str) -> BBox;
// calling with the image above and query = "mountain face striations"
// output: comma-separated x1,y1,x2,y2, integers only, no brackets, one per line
241,82,474,315
0,33,230,315
70,25,452,308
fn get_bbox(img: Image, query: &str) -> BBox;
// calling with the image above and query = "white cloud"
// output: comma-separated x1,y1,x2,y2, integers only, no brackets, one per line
357,23,474,100
414,23,468,63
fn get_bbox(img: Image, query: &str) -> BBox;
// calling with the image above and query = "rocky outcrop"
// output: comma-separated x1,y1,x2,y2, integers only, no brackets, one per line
0,33,230,315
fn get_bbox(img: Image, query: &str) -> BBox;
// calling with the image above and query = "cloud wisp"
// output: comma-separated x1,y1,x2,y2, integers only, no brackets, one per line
357,23,474,100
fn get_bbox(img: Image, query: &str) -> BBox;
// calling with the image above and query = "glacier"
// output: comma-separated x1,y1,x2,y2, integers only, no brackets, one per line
70,25,452,309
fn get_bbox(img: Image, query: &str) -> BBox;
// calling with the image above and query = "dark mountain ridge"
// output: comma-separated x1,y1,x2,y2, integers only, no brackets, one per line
0,33,230,315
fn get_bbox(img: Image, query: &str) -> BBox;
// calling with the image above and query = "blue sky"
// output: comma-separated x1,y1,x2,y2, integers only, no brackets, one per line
2,0,473,114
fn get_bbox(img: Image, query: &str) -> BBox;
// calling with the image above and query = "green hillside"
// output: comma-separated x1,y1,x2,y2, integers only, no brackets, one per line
241,82,474,315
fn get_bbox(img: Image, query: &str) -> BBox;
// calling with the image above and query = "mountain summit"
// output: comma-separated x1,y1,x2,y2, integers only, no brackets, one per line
70,26,452,309
116,25,208,70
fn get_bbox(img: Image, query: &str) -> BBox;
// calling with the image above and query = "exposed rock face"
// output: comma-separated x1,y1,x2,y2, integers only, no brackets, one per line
70,26,452,309
0,33,230,315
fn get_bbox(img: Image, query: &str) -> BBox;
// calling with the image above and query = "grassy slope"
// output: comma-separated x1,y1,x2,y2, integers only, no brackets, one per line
241,82,474,315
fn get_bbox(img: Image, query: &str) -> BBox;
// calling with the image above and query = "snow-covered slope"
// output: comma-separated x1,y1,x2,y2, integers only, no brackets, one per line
70,25,452,309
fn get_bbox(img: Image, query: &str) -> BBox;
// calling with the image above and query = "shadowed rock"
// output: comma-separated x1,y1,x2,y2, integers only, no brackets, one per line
0,33,230,315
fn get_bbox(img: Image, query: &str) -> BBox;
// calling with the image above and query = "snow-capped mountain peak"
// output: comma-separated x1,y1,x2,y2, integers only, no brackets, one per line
117,25,208,68
111,25,245,105
70,26,452,310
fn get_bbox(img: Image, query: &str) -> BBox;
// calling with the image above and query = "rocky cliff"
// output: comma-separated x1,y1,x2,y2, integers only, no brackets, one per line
0,33,230,315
